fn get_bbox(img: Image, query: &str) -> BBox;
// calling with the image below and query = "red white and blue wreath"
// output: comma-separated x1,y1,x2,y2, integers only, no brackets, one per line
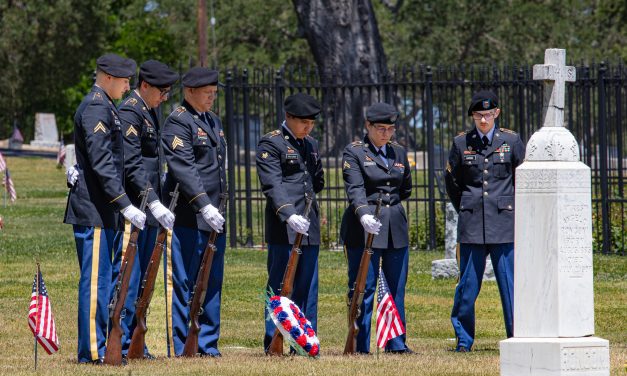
267,295,320,357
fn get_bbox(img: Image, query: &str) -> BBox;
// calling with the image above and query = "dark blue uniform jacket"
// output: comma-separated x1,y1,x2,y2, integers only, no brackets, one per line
64,85,131,230
255,126,324,245
339,136,412,249
119,91,162,227
161,101,227,232
445,127,525,244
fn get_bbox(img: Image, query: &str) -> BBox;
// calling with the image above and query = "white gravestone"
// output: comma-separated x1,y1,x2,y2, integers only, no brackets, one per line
30,113,60,148
499,49,609,375
431,203,494,280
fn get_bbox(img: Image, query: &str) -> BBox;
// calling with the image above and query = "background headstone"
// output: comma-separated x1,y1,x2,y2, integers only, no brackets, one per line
30,113,60,149
499,48,609,376
431,202,494,280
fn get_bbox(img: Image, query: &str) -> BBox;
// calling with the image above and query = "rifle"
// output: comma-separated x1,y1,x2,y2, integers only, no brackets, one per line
104,185,150,365
266,193,314,356
343,191,384,355
127,184,180,359
182,193,229,357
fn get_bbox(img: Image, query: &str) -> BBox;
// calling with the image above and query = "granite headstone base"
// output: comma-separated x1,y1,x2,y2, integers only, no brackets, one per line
500,337,609,376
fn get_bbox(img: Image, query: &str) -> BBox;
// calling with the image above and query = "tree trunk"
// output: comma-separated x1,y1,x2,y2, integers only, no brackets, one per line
292,0,387,156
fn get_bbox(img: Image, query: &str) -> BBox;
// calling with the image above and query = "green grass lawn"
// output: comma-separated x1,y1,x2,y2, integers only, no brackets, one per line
0,157,625,375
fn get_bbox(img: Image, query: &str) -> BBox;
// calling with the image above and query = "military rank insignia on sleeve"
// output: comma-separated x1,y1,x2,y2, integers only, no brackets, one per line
261,152,269,159
171,135,184,150
343,161,351,169
125,125,138,137
93,122,107,134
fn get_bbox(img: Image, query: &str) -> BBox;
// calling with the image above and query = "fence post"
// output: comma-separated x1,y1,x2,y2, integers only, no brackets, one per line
614,65,624,198
425,66,436,250
517,68,525,140
275,69,284,126
598,63,610,254
242,69,253,246
225,70,237,248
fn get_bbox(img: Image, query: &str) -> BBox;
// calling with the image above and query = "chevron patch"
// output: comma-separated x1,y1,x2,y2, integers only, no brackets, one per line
126,125,138,137
171,135,184,150
93,122,107,134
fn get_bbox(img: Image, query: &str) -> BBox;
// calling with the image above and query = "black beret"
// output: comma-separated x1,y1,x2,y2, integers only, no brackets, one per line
96,53,136,78
182,67,219,88
139,60,178,87
284,93,321,120
366,102,399,124
468,90,499,115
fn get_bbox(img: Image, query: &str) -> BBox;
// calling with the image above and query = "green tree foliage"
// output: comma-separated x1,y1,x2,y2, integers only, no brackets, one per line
0,0,113,140
376,0,627,65
1,0,625,139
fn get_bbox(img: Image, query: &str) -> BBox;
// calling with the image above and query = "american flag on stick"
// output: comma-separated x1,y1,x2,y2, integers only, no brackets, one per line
375,268,405,349
56,140,66,166
4,168,16,202
28,265,59,355
0,151,6,172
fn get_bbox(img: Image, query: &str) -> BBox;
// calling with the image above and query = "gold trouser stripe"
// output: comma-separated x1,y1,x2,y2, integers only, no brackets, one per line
89,227,102,361
121,220,132,261
165,229,175,353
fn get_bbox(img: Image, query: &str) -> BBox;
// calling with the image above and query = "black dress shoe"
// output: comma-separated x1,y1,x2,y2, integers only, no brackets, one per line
143,352,156,360
455,346,470,352
386,348,414,355
90,358,104,365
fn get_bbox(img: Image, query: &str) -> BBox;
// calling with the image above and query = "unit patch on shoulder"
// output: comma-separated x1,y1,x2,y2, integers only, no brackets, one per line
171,135,184,150
93,122,107,134
92,92,103,101
264,129,281,138
350,141,363,147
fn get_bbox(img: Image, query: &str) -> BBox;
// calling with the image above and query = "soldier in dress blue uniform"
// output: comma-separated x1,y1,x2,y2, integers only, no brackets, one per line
255,93,325,353
116,60,179,359
340,103,413,354
160,67,227,357
64,53,147,364
445,90,525,352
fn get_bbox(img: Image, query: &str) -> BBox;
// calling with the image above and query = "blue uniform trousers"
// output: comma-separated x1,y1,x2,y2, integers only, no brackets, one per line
451,243,514,350
346,246,409,353
263,244,319,352
167,226,226,356
74,225,123,363
112,224,159,356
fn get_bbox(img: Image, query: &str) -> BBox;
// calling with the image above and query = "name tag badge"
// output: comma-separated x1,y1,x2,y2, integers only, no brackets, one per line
285,153,299,164
363,161,376,167
464,155,476,164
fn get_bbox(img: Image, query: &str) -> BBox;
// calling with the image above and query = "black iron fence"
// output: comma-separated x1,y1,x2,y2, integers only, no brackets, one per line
168,62,626,254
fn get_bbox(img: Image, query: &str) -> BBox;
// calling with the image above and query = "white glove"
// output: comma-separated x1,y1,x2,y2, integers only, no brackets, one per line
287,214,310,235
360,214,382,235
149,200,175,230
67,165,79,186
121,205,146,230
200,204,225,232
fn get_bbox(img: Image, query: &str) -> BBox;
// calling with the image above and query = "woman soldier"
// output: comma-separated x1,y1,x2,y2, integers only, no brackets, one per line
340,102,413,354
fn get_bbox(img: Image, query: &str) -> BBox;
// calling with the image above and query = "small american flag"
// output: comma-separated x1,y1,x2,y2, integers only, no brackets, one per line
375,268,405,349
28,269,59,354
4,169,16,202
0,151,6,172
56,140,66,166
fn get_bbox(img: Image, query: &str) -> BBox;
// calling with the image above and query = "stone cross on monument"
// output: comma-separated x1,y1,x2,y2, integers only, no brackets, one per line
499,49,609,375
